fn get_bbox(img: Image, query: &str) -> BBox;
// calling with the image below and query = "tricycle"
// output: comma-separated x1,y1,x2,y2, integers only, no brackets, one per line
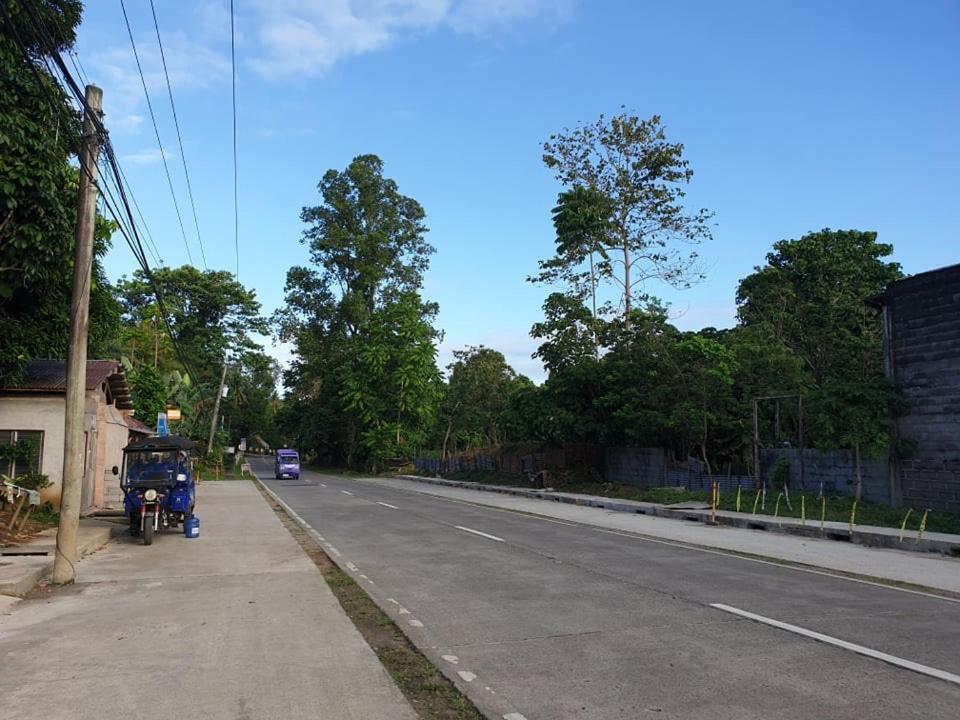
121,435,196,545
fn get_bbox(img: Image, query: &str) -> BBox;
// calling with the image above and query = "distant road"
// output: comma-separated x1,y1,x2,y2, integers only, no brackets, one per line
254,458,960,720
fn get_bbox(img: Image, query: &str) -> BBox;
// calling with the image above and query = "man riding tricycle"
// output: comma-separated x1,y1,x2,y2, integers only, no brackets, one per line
121,435,196,545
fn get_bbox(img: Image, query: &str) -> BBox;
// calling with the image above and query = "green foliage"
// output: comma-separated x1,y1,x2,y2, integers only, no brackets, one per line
277,155,439,469
771,458,791,490
129,364,167,425
0,6,121,383
117,266,268,382
542,111,713,323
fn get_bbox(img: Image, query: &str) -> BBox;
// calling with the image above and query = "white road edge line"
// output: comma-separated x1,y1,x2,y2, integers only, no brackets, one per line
319,483,327,487
455,525,504,542
376,501,399,509
710,603,960,686
594,528,960,605
503,713,528,720
341,490,354,496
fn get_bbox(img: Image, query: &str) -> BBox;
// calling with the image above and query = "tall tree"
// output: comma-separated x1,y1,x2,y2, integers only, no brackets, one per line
542,111,713,329
0,2,120,383
117,266,268,380
277,155,440,468
530,186,614,352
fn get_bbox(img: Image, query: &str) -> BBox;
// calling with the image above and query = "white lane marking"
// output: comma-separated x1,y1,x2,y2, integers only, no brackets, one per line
398,607,410,615
710,603,960,686
455,525,504,543
376,501,399,509
442,654,459,665
341,490,354,496
457,671,477,682
387,598,399,605
409,619,424,628
594,528,960,605
503,714,527,720
345,562,359,572
358,574,369,580
319,483,327,487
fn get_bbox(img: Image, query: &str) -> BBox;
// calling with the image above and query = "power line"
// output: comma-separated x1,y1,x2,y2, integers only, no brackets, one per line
230,0,239,280
148,0,207,269
118,0,195,266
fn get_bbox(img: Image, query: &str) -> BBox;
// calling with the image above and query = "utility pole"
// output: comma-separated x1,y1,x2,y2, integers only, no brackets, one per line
52,85,102,584
206,356,228,456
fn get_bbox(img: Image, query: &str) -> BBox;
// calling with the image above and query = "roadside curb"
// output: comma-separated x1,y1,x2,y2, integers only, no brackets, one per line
395,475,960,558
0,520,117,597
252,474,515,720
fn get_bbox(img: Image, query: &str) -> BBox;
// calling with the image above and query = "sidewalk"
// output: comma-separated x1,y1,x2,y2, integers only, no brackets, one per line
371,475,960,594
0,481,416,720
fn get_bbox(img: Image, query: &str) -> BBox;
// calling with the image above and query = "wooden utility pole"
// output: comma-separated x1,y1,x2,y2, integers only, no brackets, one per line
206,357,229,456
52,85,102,584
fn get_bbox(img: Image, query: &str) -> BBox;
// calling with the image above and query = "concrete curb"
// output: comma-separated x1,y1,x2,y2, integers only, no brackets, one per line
0,520,117,597
253,475,514,720
395,475,960,557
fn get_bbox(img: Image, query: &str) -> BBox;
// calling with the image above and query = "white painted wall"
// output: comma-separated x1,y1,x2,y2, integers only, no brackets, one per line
0,394,65,506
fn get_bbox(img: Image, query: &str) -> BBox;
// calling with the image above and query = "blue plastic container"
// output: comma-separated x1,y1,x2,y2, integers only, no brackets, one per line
184,515,200,538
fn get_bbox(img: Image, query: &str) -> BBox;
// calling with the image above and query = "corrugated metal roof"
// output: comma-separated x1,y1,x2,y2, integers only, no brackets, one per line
2,359,133,410
124,414,154,435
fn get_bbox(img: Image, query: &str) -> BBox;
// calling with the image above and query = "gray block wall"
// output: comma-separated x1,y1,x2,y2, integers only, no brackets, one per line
882,263,960,512
759,448,890,504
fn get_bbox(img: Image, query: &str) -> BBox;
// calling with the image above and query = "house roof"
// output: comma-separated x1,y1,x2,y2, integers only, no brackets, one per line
2,359,134,410
124,414,154,435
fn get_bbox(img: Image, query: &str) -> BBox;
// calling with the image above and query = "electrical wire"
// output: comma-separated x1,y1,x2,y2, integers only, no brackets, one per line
148,0,207,269
230,0,239,280
118,0,195,266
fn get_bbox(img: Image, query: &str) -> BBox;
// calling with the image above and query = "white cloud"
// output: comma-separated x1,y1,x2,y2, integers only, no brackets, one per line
248,0,573,79
91,29,229,136
120,147,173,166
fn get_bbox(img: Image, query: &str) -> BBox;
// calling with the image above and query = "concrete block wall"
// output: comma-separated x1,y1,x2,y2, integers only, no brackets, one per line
883,263,960,511
760,448,890,504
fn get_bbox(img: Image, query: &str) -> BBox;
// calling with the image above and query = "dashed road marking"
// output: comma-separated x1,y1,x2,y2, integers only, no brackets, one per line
710,603,960,686
376,501,399,509
442,654,459,664
457,671,477,682
345,562,359,572
503,714,527,720
408,619,424,628
341,490,354,496
455,525,504,542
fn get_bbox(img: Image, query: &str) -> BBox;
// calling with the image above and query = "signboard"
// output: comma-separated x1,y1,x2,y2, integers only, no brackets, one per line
166,407,182,421
239,437,247,452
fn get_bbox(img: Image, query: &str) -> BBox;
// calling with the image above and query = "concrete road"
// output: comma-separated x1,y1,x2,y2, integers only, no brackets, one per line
0,481,416,720
256,459,960,720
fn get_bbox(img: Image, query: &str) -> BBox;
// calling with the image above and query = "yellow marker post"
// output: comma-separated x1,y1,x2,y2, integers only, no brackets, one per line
820,496,826,533
848,501,858,535
898,508,913,543
735,486,742,513
916,509,929,544
801,495,806,526
752,489,761,515
774,492,782,518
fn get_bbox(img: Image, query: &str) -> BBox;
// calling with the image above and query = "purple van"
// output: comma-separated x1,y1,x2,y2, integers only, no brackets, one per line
275,449,300,479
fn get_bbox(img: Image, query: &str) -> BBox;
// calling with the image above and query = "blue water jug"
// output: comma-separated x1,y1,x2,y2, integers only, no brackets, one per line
184,515,200,538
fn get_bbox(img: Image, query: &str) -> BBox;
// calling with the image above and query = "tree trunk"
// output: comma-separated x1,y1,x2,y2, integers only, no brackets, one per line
440,415,453,475
622,235,631,330
854,442,863,502
700,400,712,476
589,251,599,357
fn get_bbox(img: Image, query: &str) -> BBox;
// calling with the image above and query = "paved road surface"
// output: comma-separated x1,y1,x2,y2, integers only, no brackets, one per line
257,459,960,720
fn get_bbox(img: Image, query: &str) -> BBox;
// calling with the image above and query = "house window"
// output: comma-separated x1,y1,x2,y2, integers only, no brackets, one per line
0,430,44,479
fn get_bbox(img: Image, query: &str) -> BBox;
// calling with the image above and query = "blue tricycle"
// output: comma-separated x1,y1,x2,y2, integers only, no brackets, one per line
121,435,196,545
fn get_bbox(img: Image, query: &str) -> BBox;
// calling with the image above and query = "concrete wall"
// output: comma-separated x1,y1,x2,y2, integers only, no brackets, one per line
884,264,960,512
759,448,890,504
604,447,667,487
0,391,127,511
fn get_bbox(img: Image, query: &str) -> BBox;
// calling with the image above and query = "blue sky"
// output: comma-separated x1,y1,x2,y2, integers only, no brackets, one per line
76,1,960,381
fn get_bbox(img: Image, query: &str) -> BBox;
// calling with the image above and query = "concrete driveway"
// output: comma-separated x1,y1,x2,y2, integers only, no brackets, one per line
0,480,416,720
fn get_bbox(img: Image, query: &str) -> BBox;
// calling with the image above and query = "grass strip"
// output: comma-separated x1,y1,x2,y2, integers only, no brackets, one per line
254,482,484,720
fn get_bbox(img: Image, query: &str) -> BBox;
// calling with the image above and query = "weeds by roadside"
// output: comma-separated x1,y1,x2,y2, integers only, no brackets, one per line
443,470,960,536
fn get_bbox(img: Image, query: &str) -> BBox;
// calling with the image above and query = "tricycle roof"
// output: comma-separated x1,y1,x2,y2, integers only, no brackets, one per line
123,434,197,453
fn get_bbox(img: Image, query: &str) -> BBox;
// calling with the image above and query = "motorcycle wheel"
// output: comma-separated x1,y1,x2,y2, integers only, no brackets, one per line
143,513,155,546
